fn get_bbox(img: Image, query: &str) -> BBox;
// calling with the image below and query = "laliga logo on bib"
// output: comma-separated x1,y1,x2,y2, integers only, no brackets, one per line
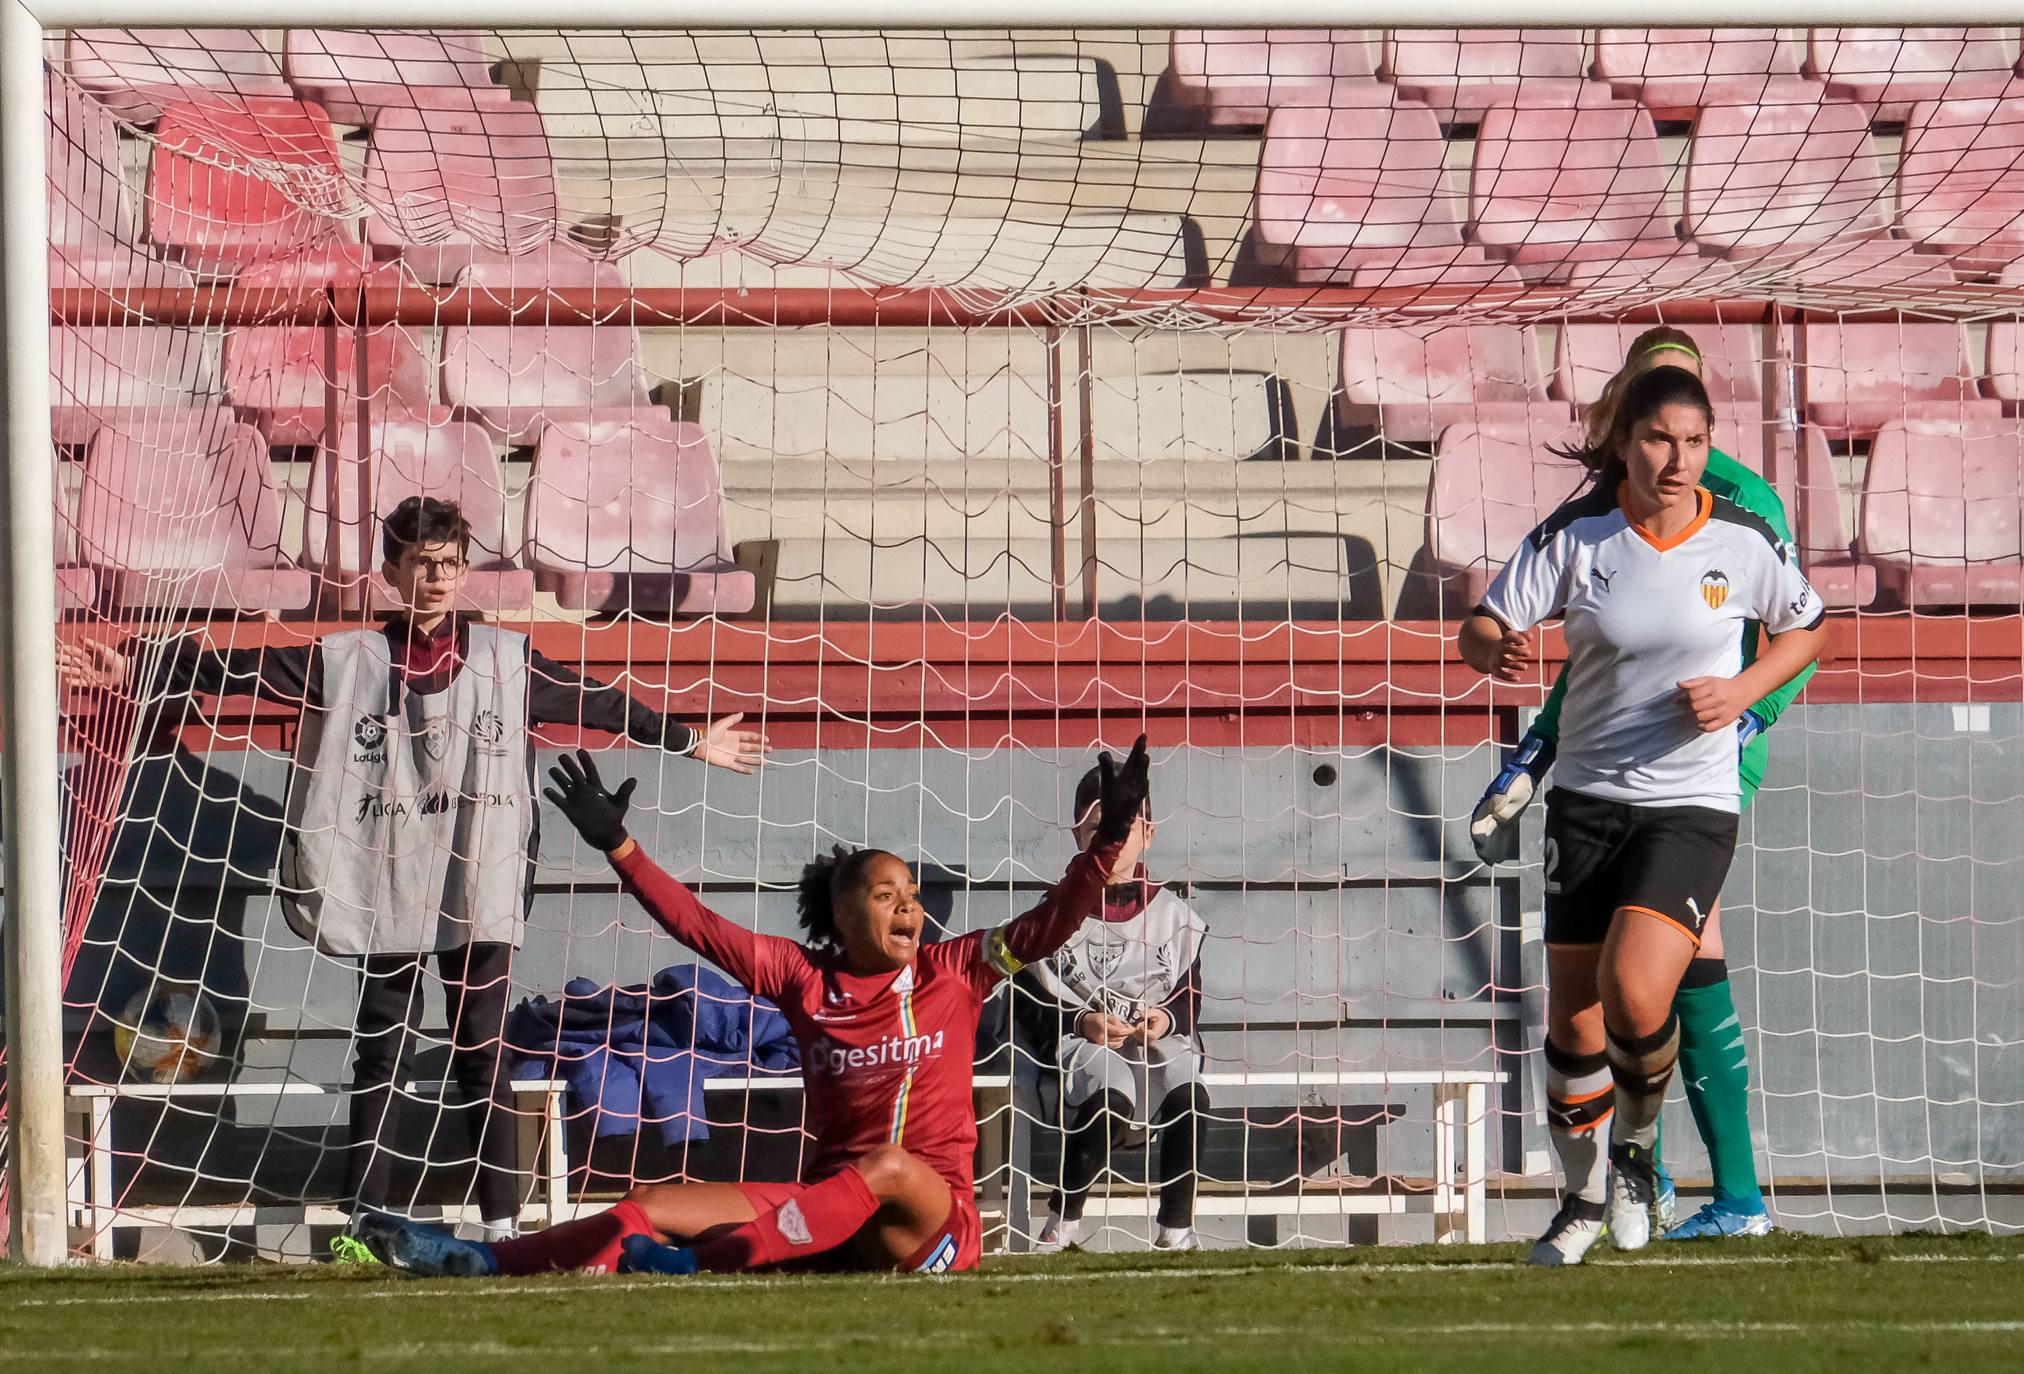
1700,570,1730,610
353,715,386,751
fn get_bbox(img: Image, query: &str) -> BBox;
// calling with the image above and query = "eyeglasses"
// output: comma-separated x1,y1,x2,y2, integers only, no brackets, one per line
410,556,469,579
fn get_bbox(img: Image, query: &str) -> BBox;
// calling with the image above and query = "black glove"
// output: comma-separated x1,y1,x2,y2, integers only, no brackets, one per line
543,748,637,853
1091,734,1152,846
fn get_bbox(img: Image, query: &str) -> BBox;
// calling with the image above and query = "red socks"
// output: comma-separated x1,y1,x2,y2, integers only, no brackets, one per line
694,1168,882,1272
487,1200,654,1276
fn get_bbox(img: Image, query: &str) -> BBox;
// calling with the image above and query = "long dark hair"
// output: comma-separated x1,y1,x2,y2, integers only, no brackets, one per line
795,845,893,947
1550,364,1715,489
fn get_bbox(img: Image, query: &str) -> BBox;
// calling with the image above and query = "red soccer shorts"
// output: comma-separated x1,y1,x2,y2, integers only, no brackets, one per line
732,1176,979,1274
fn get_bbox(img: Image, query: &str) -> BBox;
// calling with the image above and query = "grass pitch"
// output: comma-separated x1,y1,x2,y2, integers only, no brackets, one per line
2,1232,2018,1373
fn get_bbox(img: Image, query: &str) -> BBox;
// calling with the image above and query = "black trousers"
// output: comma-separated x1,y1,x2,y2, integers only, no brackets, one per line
346,941,519,1224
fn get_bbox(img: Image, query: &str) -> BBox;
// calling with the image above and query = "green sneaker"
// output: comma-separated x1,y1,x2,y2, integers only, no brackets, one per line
329,1233,382,1266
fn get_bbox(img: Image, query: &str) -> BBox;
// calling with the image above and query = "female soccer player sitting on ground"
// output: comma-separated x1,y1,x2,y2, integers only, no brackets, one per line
1469,327,1815,1241
355,737,1151,1278
1458,366,1827,1267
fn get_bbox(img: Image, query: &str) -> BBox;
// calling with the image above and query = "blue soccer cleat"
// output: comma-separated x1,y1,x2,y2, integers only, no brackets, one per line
1664,1197,1774,1240
1653,1162,1677,1231
349,1212,497,1278
617,1232,700,1276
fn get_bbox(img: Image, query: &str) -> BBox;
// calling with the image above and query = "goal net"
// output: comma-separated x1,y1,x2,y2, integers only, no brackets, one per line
16,24,2024,1260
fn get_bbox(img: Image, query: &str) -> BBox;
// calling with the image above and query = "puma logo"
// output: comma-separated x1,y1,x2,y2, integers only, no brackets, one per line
1592,569,1616,593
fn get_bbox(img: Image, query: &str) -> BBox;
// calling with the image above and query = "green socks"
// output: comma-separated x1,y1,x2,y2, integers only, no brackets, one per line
1674,961,1764,1208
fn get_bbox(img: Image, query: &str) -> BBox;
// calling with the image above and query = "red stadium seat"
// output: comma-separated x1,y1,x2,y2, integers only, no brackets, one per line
525,415,754,616
73,408,311,610
1861,413,2024,609
143,97,346,277
51,324,220,446
63,28,288,123
1164,30,1381,127
1467,101,1672,268
440,259,653,443
283,29,512,126
304,409,532,611
1897,96,2024,262
1338,326,1556,444
1796,425,1877,608
1423,410,1590,607
1380,29,1589,114
222,254,427,445
1682,98,1892,257
1802,322,1989,436
363,102,559,282
1590,29,1815,112
1806,28,2022,109
47,71,133,254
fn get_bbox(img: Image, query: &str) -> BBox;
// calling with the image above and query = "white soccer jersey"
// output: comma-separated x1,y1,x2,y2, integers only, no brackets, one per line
1479,484,1825,812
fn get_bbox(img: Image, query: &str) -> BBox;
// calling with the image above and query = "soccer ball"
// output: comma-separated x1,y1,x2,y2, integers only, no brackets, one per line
112,983,223,1084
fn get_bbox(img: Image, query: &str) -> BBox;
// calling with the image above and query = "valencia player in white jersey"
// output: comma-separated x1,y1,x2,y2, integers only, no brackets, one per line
1459,366,1827,1266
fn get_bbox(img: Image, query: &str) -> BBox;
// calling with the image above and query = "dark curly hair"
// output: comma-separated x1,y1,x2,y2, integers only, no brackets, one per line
795,845,897,947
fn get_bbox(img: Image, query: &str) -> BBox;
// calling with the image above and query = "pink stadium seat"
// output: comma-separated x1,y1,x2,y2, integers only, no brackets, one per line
1796,425,1876,608
51,325,220,446
1802,322,1989,436
1591,29,1815,111
1165,30,1381,127
1338,326,1556,444
363,102,558,282
1424,411,1590,606
1807,28,2023,108
1467,102,1672,267
222,255,428,443
304,409,532,611
1682,98,1892,257
72,408,311,611
47,72,132,254
1861,413,2024,608
440,260,653,443
1380,29,1589,113
63,29,289,123
1984,273,2024,400
1897,96,2024,262
525,416,754,615
284,29,512,126
143,98,345,277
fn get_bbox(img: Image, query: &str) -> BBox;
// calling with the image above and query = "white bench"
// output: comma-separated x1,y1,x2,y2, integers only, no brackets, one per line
63,1078,569,1261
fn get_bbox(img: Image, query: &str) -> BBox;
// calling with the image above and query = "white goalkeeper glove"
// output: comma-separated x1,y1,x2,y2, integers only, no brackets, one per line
1469,729,1555,865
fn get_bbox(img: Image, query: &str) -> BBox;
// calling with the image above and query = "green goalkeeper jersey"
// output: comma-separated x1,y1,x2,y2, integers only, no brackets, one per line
1528,449,1816,810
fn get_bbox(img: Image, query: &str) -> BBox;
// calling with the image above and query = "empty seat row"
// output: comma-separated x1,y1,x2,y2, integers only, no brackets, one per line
60,406,750,616
1166,28,2024,127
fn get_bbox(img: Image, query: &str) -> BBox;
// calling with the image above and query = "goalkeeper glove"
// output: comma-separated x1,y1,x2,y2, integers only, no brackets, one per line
1091,735,1152,846
1736,708,1765,749
1469,728,1556,865
543,748,638,854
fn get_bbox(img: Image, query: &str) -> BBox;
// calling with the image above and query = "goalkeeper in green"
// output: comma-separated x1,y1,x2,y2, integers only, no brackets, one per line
1470,327,1812,1241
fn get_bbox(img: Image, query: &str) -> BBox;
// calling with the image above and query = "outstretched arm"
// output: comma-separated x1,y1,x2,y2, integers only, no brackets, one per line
532,654,770,775
58,633,317,710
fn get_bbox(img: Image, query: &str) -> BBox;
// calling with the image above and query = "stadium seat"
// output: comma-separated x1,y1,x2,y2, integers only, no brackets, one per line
1806,28,2023,109
1682,98,1892,257
1423,411,1590,607
1795,424,1877,608
362,102,559,282
51,325,221,446
304,409,532,611
72,408,311,611
1338,326,1556,444
524,415,754,615
1466,101,1673,268
1590,29,1816,111
1801,322,1989,436
1552,323,1767,469
1983,275,2024,401
1897,96,2024,262
1162,30,1382,127
440,259,653,443
143,97,346,277
283,29,513,126
1380,29,1590,113
221,257,431,445
1860,413,2024,608
63,29,289,123
47,71,133,254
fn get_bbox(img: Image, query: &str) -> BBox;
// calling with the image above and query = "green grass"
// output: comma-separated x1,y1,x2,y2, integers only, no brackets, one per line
2,1233,2019,1374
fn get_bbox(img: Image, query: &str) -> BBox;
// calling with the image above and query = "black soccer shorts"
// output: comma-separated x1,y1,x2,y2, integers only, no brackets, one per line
1541,787,1740,947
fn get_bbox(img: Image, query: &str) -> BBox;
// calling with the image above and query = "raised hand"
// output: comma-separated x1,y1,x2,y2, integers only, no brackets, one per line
1091,734,1152,847
55,636,127,692
691,712,771,774
542,747,638,854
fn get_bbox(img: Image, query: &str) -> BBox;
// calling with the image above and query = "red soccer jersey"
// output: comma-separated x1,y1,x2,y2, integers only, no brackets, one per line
609,837,1123,1195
